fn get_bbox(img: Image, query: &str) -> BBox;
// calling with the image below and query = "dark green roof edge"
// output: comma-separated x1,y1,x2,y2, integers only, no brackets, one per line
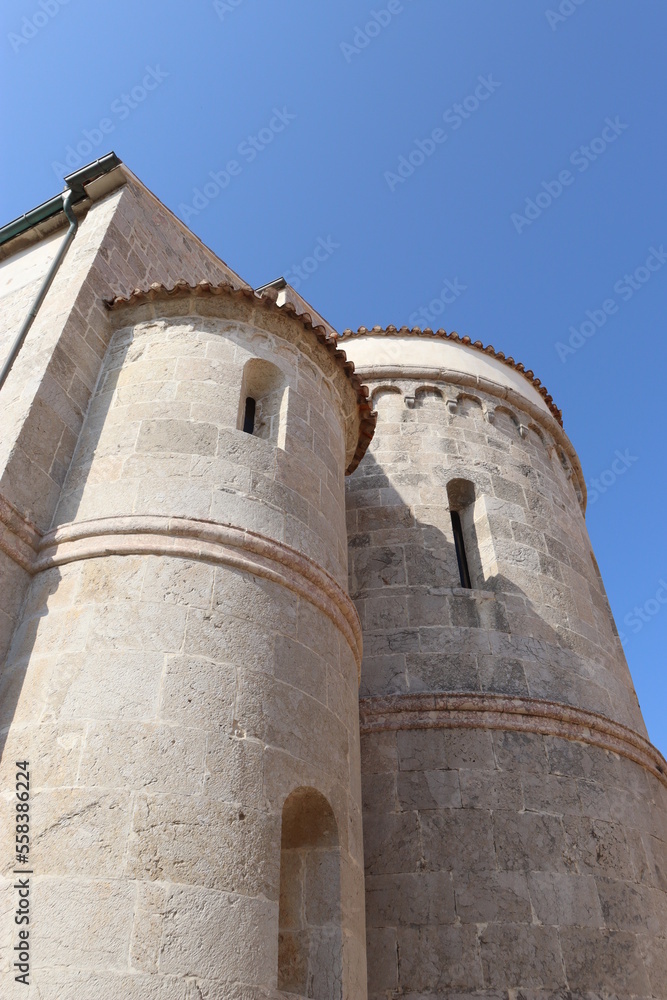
0,152,122,249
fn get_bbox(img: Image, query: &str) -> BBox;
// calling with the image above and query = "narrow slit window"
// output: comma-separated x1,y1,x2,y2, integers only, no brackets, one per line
242,396,256,434
450,509,472,589
238,359,287,442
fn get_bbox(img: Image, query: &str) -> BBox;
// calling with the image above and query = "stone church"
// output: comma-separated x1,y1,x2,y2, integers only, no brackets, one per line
0,154,665,999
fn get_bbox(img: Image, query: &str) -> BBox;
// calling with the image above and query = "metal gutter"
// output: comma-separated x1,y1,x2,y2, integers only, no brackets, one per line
0,152,121,248
254,276,287,293
0,190,79,393
0,152,122,392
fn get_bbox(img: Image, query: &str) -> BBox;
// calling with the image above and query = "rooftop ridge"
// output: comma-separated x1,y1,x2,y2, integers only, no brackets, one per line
338,324,562,426
104,280,377,474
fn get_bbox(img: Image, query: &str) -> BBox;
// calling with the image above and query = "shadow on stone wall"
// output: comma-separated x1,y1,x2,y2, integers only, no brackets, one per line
0,333,131,766
347,448,635,727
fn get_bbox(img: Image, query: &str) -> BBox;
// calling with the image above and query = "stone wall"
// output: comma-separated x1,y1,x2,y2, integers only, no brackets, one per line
0,291,368,998
342,331,667,999
0,170,247,668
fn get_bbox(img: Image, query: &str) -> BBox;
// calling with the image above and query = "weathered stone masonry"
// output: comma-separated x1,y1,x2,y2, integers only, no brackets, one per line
0,160,666,999
341,327,667,1000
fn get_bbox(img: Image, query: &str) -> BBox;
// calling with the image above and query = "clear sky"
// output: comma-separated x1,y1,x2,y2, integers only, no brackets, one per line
2,0,666,755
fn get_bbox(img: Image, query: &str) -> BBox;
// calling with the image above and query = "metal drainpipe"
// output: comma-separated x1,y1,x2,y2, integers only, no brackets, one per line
0,188,79,393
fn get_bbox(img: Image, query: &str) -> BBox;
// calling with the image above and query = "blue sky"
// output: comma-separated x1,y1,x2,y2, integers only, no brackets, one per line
2,0,666,754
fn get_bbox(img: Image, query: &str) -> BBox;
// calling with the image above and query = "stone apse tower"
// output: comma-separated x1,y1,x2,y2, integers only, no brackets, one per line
0,157,666,999
341,326,667,1000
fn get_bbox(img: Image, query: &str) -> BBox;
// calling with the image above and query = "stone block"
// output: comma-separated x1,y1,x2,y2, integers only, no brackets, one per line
405,652,479,695
235,671,348,777
363,811,422,876
528,871,603,927
397,728,495,772
79,555,146,603
493,729,550,773
397,924,484,991
595,875,666,934
365,928,397,991
78,722,207,793
364,628,420,657
397,768,461,810
459,768,523,811
563,816,637,880
31,788,132,878
159,653,235,730
521,771,581,817
32,877,135,971
129,882,167,973
0,722,85,789
136,418,218,456
48,649,163,722
560,926,651,994
362,771,398,814
455,870,532,924
204,732,264,805
406,592,451,627
305,849,342,925
479,923,566,989
365,871,456,927
365,594,410,630
274,634,328,703
184,608,274,674
360,732,398,775
421,807,496,873
477,653,529,696
159,885,277,984
126,794,280,898
493,810,572,873
638,932,667,996
139,557,215,609
88,600,186,653
359,653,408,698
351,545,407,595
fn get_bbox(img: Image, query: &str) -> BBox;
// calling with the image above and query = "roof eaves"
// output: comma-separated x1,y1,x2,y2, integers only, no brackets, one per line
339,324,563,427
105,279,377,474
0,152,122,249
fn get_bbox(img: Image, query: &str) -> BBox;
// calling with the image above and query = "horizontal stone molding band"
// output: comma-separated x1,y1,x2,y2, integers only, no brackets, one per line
31,514,363,674
353,365,587,509
359,691,667,789
0,493,41,572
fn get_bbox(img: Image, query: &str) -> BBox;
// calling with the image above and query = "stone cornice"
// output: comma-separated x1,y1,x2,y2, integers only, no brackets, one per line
359,692,667,789
339,325,562,426
35,514,363,674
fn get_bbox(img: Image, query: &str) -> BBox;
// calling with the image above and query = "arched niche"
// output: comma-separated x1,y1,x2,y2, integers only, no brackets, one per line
239,357,288,443
278,787,342,999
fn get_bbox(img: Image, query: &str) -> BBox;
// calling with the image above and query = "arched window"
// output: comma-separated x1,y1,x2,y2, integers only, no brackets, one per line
239,358,287,442
278,788,342,1000
447,478,476,589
